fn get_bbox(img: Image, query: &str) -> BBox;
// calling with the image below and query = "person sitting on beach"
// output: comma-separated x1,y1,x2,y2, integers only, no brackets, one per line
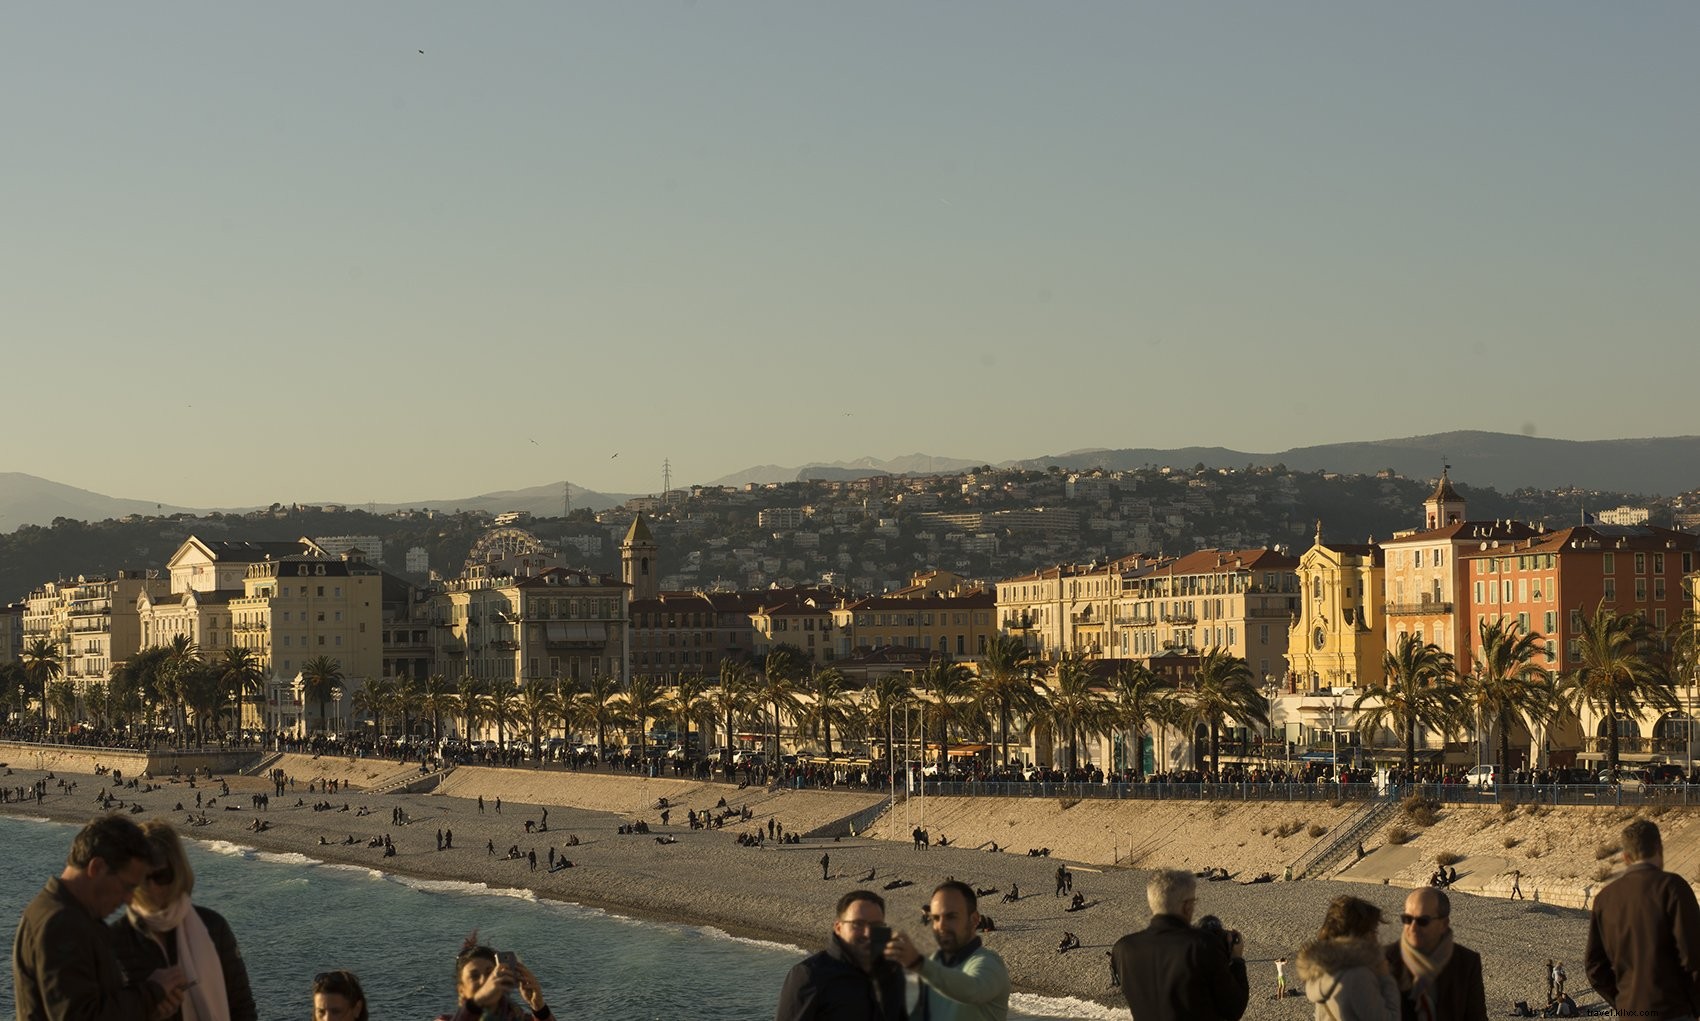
436,935,554,1021
1001,885,1020,904
1058,932,1081,953
974,886,998,898
1068,893,1087,912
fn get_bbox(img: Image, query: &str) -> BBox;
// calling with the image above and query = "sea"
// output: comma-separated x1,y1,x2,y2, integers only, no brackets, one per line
0,815,1120,1021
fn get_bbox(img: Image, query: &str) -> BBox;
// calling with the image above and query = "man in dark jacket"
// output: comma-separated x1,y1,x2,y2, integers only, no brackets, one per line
776,889,905,1021
1111,869,1248,1021
1585,819,1700,1019
1383,887,1488,1021
12,814,188,1021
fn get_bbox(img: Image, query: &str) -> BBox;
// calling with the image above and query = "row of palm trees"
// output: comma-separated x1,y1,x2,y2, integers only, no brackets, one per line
14,604,1693,775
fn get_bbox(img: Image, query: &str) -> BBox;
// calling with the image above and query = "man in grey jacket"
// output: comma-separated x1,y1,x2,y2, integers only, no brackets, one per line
887,881,1010,1021
12,814,187,1021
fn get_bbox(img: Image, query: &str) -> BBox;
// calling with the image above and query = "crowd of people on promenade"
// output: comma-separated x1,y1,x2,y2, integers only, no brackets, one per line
15,806,1700,1021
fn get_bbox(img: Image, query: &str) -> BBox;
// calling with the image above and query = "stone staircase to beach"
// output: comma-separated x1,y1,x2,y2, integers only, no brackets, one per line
1291,794,1401,880
369,764,454,796
239,752,283,777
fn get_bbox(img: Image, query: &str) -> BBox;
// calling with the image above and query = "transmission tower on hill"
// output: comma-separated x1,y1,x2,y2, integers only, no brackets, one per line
662,459,673,504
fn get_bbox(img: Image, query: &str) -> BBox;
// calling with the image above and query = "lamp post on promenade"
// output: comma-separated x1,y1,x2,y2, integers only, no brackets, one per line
1331,694,1342,776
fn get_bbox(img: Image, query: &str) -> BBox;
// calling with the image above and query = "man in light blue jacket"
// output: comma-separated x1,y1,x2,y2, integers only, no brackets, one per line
887,880,1010,1021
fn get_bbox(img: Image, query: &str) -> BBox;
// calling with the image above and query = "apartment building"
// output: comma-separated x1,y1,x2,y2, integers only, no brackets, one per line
1110,548,1300,682
996,554,1158,658
629,590,768,676
831,584,998,662
1380,472,1537,677
25,572,168,692
0,602,23,664
1287,527,1386,694
433,565,628,687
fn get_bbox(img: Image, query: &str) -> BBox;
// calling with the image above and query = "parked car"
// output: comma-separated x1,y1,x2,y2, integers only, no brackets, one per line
1464,764,1503,789
1599,767,1651,790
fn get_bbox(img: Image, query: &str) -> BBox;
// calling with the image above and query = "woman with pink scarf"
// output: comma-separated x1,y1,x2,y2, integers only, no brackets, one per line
111,821,256,1021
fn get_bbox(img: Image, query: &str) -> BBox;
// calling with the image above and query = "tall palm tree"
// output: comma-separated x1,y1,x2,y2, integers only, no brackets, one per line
618,674,671,765
758,645,807,761
453,674,490,744
215,647,266,735
799,666,853,757
299,655,345,737
1188,647,1269,777
912,654,977,770
83,681,113,731
576,672,624,754
393,672,423,741
863,674,913,766
420,674,454,744
1561,602,1676,774
711,659,758,765
488,682,521,747
111,646,170,736
668,672,713,757
21,637,62,735
180,664,227,745
1355,635,1460,777
47,680,79,731
1108,660,1168,779
352,677,395,739
1467,618,1558,773
976,634,1043,769
516,679,563,760
1042,652,1112,772
160,636,204,746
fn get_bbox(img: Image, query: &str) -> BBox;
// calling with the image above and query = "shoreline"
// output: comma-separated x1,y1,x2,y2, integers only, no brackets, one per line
0,760,1601,1018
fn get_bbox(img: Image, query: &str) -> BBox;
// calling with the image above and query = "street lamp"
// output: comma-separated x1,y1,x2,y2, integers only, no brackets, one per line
1331,694,1342,775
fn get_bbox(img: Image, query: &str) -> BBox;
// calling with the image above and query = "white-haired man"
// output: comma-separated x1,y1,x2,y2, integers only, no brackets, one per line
1110,869,1248,1021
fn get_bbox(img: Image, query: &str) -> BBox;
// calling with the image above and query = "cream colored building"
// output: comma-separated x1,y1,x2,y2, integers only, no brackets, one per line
1287,526,1385,694
24,572,168,693
996,555,1157,658
1110,548,1300,683
433,565,628,690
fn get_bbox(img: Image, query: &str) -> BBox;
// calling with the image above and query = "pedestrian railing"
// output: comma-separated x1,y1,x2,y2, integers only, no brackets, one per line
916,779,1699,806
1292,795,1402,879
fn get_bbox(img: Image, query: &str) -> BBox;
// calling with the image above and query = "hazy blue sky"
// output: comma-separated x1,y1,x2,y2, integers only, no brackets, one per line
5,3,1696,507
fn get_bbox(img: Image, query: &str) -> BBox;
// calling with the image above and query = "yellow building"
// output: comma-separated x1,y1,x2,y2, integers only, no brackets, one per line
434,565,628,690
1287,525,1385,694
830,584,998,663
995,555,1156,658
25,572,168,696
1109,548,1300,683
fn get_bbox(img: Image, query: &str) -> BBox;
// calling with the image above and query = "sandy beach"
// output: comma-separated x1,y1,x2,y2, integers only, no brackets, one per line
0,754,1623,1018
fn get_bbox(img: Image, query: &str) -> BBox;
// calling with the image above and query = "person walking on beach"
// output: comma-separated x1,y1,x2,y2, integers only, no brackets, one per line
1585,820,1700,1020
887,880,1011,1020
13,813,190,1021
775,890,904,1021
1383,887,1487,1021
821,852,831,881
478,795,485,814
445,828,453,849
1055,866,1068,897
1509,869,1522,900
1112,868,1248,1021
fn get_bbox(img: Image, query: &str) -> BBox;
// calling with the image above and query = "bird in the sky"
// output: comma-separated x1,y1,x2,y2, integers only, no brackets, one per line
610,452,619,459
529,439,539,445
418,49,425,54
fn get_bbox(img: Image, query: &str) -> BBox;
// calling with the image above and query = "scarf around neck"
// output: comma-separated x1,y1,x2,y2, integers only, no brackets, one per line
131,897,230,1021
1399,930,1454,1021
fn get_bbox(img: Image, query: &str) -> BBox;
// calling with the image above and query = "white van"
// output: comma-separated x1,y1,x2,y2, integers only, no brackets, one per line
1464,764,1502,788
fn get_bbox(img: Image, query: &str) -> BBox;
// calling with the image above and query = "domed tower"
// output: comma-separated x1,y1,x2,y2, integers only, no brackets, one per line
620,513,659,601
1423,467,1466,529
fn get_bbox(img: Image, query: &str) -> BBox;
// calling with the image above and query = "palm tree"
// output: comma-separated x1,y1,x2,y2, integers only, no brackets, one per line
798,666,853,756
22,636,62,735
1355,635,1460,777
912,654,977,770
352,677,395,739
393,672,423,741
299,656,345,737
575,673,624,754
159,636,203,745
711,659,757,765
668,672,713,757
111,646,170,736
1467,618,1558,773
47,680,79,731
1041,653,1112,773
618,674,671,765
758,645,807,761
488,682,521,747
1188,647,1269,777
180,664,228,745
1561,602,1677,775
420,674,454,744
215,648,266,735
1108,660,1167,779
976,634,1043,769
452,675,490,744
83,681,114,731
863,674,913,766
516,679,563,760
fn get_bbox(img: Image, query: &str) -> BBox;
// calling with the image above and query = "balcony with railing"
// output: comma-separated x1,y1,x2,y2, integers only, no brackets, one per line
1161,613,1197,625
1385,601,1454,616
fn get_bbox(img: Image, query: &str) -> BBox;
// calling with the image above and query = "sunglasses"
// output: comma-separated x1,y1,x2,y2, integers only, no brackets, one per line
149,867,175,886
1399,914,1445,927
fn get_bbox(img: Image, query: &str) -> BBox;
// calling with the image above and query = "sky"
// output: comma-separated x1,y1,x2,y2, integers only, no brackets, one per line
4,3,1697,507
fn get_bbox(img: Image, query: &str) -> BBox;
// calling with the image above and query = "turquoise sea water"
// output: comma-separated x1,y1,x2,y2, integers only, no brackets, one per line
1,816,1119,1021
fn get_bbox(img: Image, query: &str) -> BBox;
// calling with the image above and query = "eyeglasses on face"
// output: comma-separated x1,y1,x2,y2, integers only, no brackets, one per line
1399,914,1445,927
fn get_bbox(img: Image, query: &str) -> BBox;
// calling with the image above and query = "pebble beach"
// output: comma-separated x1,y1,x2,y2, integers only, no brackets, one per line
1,753,1602,1018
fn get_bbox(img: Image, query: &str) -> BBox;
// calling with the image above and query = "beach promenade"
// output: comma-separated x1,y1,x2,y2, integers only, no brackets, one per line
0,753,1614,1017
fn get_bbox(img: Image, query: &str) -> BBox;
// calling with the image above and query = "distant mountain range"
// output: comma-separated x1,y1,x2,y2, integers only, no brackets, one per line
717,432,1700,495
3,431,1696,532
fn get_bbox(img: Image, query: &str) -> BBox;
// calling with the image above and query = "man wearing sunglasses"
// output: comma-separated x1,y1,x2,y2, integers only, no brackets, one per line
1382,888,1486,1021
1584,819,1700,1020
